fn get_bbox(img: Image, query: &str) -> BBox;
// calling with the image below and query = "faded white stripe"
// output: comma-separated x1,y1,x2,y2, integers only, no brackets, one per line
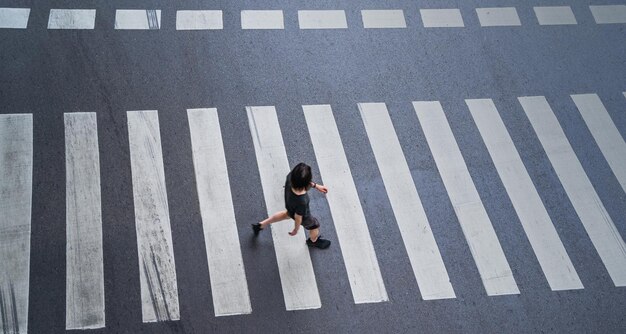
420,9,464,28
590,5,626,24
572,94,626,197
413,101,519,296
298,10,348,29
187,108,251,316
476,7,521,27
127,111,180,322
466,99,582,291
0,8,30,29
0,114,32,334
65,113,105,329
115,10,161,30
519,96,626,287
48,9,96,30
359,103,454,300
361,10,406,29
176,10,222,30
241,10,284,30
303,104,388,304
533,6,577,25
246,106,321,310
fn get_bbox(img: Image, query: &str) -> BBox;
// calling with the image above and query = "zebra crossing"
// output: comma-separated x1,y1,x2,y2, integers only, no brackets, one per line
1,92,626,332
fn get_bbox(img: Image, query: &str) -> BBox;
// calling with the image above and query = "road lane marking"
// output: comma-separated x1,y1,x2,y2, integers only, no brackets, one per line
303,104,388,304
48,9,96,30
246,106,321,310
115,10,161,30
533,6,577,25
571,94,626,196
127,110,180,322
519,96,626,287
358,103,455,300
361,10,406,29
65,113,106,329
298,10,348,29
420,9,464,28
0,114,32,334
241,10,284,30
466,99,583,291
187,108,251,316
413,101,519,296
590,5,626,24
475,7,521,27
176,10,222,30
0,8,30,29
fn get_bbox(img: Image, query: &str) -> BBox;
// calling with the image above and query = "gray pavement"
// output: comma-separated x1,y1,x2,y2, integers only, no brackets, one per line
1,1,626,333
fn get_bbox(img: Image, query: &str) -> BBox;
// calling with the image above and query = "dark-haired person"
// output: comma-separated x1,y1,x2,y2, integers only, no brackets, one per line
252,163,331,249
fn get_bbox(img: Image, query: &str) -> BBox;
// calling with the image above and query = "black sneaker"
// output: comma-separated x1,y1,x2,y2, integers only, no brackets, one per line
251,223,262,236
307,237,331,249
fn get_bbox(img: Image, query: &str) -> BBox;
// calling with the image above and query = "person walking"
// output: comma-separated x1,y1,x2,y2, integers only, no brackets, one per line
252,162,331,249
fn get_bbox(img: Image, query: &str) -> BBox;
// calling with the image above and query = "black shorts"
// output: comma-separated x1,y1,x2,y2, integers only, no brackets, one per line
301,216,320,230
287,212,320,230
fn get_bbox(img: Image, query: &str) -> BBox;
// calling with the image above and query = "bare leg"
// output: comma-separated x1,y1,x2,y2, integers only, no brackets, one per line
308,228,320,242
260,210,290,229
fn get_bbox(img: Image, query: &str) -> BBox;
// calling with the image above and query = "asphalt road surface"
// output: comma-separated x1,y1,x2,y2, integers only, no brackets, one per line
1,1,626,333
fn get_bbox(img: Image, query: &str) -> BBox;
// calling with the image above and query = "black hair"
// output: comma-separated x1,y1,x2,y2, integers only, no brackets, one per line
290,163,312,189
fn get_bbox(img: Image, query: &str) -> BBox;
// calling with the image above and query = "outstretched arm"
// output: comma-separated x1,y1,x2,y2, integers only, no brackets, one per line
310,181,328,194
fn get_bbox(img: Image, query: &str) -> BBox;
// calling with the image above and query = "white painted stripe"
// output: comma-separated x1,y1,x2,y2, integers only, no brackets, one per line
246,106,321,310
115,10,161,30
48,9,96,30
476,7,521,27
241,10,284,30
187,108,251,316
358,103,454,300
420,9,464,28
466,99,583,291
413,101,519,296
533,6,577,25
572,94,626,196
298,10,348,29
590,5,626,24
303,104,388,304
127,111,180,322
0,8,30,29
0,114,32,334
361,10,406,29
176,10,222,30
519,96,626,286
65,113,105,329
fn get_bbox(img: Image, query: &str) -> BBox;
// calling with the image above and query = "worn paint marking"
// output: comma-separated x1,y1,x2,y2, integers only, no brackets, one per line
0,114,33,334
187,108,251,316
65,112,106,330
127,110,180,322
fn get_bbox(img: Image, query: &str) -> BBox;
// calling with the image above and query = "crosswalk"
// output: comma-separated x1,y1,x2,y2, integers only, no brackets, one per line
1,92,626,332
1,5,626,30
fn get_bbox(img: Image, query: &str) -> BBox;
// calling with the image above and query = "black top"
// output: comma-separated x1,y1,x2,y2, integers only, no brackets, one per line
284,172,310,219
